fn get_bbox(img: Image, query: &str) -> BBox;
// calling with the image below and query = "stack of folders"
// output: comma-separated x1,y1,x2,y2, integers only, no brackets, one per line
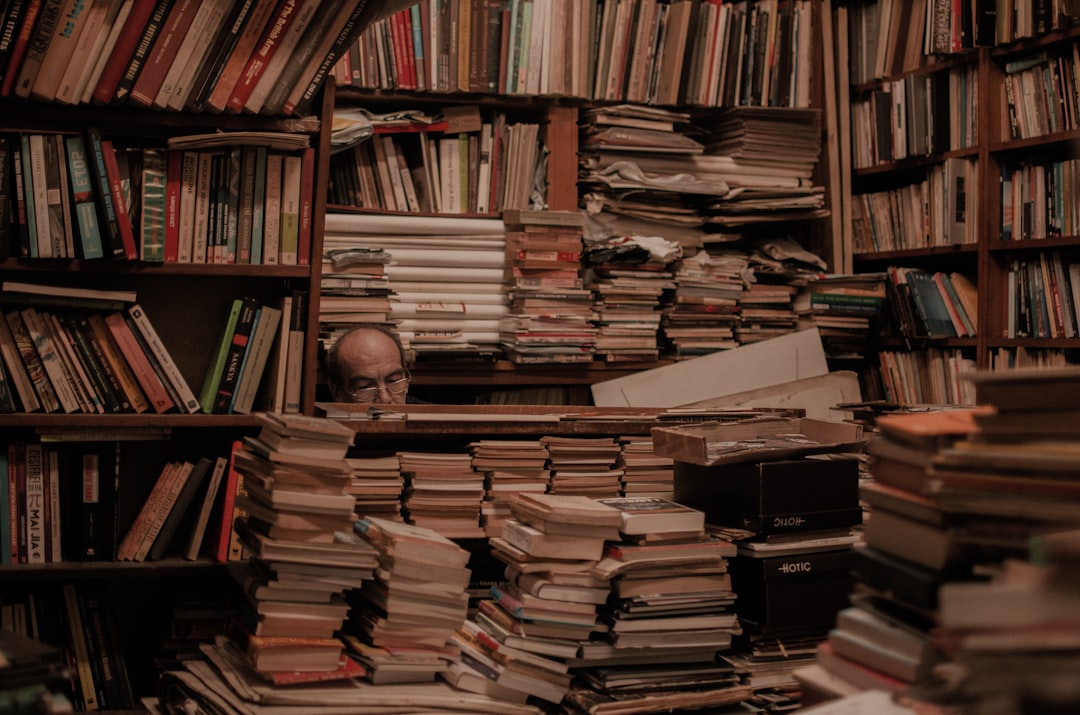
219,413,379,686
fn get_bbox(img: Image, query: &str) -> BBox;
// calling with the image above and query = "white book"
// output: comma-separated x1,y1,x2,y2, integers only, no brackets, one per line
231,305,282,414
54,0,114,104
262,153,283,265
438,135,461,214
28,134,52,258
24,444,47,563
192,151,214,263
153,0,228,110
475,123,493,214
279,154,302,265
177,152,198,262
126,303,201,413
80,0,135,104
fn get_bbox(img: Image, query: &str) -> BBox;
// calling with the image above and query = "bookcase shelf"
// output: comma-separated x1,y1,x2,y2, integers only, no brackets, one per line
0,557,226,579
0,413,264,429
0,260,312,278
853,244,979,265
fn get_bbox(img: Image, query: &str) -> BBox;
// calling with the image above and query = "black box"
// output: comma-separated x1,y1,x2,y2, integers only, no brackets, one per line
729,548,855,633
674,457,861,535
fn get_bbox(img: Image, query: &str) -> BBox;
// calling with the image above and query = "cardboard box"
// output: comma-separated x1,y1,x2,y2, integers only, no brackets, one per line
652,418,865,467
673,457,861,535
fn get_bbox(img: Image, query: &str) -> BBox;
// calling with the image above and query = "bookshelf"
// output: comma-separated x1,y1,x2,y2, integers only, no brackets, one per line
837,1,1080,404
320,0,842,403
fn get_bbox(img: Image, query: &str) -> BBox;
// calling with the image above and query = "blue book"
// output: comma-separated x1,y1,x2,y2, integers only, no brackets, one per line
64,136,105,260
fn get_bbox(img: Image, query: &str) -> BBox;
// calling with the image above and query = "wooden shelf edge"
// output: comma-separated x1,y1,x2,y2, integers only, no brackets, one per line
0,558,226,578
0,259,311,277
0,414,263,429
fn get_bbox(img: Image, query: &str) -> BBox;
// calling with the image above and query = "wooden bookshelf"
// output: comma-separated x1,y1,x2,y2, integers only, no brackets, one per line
838,1,1080,402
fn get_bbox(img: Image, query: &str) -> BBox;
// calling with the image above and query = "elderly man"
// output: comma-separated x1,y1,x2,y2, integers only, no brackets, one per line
325,326,412,404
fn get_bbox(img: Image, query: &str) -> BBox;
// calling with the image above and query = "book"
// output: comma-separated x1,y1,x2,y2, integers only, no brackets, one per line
127,0,201,108
197,297,244,413
231,304,282,414
596,496,706,535
0,312,40,413
64,135,105,260
202,0,279,113
151,0,234,109
19,307,79,413
207,439,244,562
5,309,60,412
147,456,213,561
12,0,65,100
211,296,261,414
85,313,150,414
138,148,168,262
278,153,301,264
99,138,137,260
115,461,181,561
498,519,606,560
125,303,200,413
89,0,161,104
231,0,322,115
110,0,173,104
82,127,124,259
181,455,228,560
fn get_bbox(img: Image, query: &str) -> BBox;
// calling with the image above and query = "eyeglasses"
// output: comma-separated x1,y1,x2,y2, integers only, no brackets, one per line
346,369,411,403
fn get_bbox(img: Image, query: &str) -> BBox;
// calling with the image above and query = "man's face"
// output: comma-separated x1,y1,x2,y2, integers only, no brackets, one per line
333,331,409,404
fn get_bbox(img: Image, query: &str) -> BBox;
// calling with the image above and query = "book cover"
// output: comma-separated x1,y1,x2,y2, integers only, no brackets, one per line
76,0,135,104
110,0,172,104
202,0,279,113
89,0,158,104
248,145,267,264
234,146,257,264
30,0,95,102
212,439,244,562
261,151,282,264
282,0,371,115
102,311,174,414
12,0,64,99
59,313,121,414
63,135,105,260
85,313,150,414
133,461,195,562
127,0,200,108
182,455,228,560
27,133,53,258
83,127,128,259
53,0,122,104
277,153,301,264
43,311,100,414
20,307,79,413
258,0,349,116
211,296,260,414
198,297,243,413
237,0,322,114
231,304,282,414
138,148,167,262
147,456,212,561
126,303,200,413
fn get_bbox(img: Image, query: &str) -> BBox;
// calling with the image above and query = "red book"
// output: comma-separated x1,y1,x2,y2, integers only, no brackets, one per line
102,312,175,414
213,439,244,563
1,0,44,97
204,0,278,113
296,147,314,266
223,0,303,114
90,0,161,105
128,0,202,108
164,150,182,263
100,139,138,260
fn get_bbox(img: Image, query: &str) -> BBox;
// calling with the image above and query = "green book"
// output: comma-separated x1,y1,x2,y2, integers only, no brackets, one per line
139,149,168,262
198,298,243,413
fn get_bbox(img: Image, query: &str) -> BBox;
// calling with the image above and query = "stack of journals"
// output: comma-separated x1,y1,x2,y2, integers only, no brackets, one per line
662,251,746,358
225,413,377,682
471,439,551,538
616,436,675,499
464,494,622,704
735,280,800,346
565,497,751,712
344,517,472,684
540,436,624,498
398,451,485,538
344,453,404,522
500,210,597,365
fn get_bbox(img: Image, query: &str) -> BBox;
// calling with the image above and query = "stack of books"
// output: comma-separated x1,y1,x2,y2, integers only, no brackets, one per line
565,497,752,713
795,273,888,362
662,251,746,358
345,517,472,684
734,281,800,345
616,435,675,499
319,247,394,338
471,439,551,538
398,451,485,538
344,453,404,522
463,494,622,704
223,413,378,684
541,436,624,497
499,210,597,365
584,253,675,364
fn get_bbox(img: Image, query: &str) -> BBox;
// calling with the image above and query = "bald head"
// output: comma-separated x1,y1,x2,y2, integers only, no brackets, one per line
326,327,410,404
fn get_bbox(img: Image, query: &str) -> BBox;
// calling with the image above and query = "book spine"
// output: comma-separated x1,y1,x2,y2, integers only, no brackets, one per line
231,305,281,414
182,454,227,560
89,0,155,104
139,148,168,262
62,582,100,710
282,288,305,413
240,0,321,114
23,443,45,563
278,153,301,264
83,127,125,259
147,457,211,561
127,0,200,108
12,0,64,99
102,312,174,414
296,146,314,265
211,296,260,414
198,298,242,413
248,146,267,263
45,311,103,414
283,0,369,115
116,461,177,561
164,149,181,262
27,133,52,258
125,303,200,413
100,139,138,260
20,307,80,413
213,439,244,562
86,313,150,414
203,0,278,113
111,0,172,104
64,135,105,260
234,146,257,263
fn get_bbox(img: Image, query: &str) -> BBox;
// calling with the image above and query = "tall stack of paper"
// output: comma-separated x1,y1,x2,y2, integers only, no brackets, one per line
344,517,472,684
323,213,507,358
345,453,404,522
398,451,485,538
663,250,747,358
541,436,624,498
471,439,551,538
319,247,394,346
225,414,378,681
500,210,597,364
